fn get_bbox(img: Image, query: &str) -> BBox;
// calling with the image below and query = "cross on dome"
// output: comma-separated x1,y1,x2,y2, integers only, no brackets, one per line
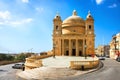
86,10,93,19
72,10,77,16
88,10,91,16
56,11,60,16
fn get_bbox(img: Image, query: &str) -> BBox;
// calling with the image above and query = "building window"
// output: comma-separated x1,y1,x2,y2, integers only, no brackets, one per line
56,26,58,30
66,41,68,46
89,25,91,29
79,40,82,46
73,42,75,46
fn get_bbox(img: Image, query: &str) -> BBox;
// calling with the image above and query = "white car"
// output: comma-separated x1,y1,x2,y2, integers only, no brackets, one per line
99,57,105,60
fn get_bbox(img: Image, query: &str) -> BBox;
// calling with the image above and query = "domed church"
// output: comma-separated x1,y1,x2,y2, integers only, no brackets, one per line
52,10,95,56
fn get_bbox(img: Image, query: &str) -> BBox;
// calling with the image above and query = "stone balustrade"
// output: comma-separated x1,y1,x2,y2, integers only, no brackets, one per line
25,54,53,70
70,59,99,70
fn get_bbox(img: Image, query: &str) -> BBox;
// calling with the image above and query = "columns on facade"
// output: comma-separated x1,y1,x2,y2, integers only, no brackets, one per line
69,39,72,56
76,39,79,56
62,39,64,56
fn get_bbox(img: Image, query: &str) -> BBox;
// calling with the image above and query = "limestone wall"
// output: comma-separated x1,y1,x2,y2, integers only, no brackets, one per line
25,54,53,70
70,58,99,70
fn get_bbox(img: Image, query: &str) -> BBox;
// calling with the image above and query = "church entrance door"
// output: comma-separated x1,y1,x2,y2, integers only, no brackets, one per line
65,50,69,56
72,49,76,56
79,51,82,56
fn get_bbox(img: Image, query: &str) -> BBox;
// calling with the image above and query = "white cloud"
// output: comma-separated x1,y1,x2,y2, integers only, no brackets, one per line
23,18,33,23
35,7,44,13
10,18,33,25
0,11,11,20
96,0,104,5
0,18,33,26
0,11,33,27
21,0,29,3
108,3,117,8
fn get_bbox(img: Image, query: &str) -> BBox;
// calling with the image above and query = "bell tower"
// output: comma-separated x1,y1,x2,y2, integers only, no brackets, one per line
85,11,95,55
85,11,94,35
53,13,62,56
53,13,62,36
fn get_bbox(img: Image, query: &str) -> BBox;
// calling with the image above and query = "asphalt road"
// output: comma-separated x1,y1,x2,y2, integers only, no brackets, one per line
0,63,23,80
1,58,120,80
60,58,120,80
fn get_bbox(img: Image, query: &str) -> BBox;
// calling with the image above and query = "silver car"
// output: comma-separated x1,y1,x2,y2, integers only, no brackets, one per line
12,63,24,69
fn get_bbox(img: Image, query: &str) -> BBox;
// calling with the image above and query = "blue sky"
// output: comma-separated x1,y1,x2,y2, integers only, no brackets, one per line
0,0,119,53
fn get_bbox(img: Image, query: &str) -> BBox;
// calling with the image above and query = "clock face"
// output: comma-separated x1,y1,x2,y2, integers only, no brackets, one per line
89,31,92,34
56,31,58,34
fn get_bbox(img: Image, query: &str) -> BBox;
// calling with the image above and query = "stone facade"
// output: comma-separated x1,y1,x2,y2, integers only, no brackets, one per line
95,45,110,57
95,45,104,56
52,10,95,56
110,33,120,59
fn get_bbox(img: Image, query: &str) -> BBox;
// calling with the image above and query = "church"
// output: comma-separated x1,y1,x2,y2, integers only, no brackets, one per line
52,10,95,56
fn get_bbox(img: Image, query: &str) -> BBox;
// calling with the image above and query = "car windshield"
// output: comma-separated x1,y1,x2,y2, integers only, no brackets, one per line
15,64,22,66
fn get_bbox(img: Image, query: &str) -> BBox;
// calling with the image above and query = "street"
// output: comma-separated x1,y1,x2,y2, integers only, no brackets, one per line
1,58,120,80
60,58,120,80
0,63,22,80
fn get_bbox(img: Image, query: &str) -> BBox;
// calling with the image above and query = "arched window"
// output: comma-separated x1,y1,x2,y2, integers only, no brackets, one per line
89,25,91,29
73,42,75,46
56,26,58,30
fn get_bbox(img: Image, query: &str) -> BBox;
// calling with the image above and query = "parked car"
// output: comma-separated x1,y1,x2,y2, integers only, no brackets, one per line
12,63,24,69
106,55,110,58
98,57,105,60
116,57,120,62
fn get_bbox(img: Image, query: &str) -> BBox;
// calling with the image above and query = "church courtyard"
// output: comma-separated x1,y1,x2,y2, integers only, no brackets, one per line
42,56,98,67
17,56,99,80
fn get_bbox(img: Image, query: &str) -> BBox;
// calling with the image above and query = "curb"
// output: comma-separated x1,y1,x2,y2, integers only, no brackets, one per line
80,60,104,75
16,61,104,80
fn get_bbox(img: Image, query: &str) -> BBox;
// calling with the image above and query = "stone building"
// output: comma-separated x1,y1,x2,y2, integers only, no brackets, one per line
95,45,104,56
52,10,95,56
104,45,110,57
110,33,120,59
95,45,110,57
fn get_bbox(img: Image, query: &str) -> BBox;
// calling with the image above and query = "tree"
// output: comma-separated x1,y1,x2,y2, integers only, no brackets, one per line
15,53,26,61
0,54,14,61
6,55,14,61
0,54,7,61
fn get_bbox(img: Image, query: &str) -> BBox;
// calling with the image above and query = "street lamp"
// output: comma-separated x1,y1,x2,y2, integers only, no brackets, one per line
53,43,56,58
84,45,87,59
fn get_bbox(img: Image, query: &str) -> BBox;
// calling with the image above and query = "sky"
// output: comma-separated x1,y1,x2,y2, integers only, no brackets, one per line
0,0,120,53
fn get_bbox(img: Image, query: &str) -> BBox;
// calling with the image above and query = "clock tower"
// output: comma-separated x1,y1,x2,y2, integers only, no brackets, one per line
53,13,62,36
85,11,95,55
53,13,62,55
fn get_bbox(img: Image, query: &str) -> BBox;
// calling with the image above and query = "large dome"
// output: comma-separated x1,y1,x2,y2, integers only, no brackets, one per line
62,10,85,27
62,10,85,34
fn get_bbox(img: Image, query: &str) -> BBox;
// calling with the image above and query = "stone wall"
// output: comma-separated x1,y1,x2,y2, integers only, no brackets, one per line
25,54,53,70
70,59,99,70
